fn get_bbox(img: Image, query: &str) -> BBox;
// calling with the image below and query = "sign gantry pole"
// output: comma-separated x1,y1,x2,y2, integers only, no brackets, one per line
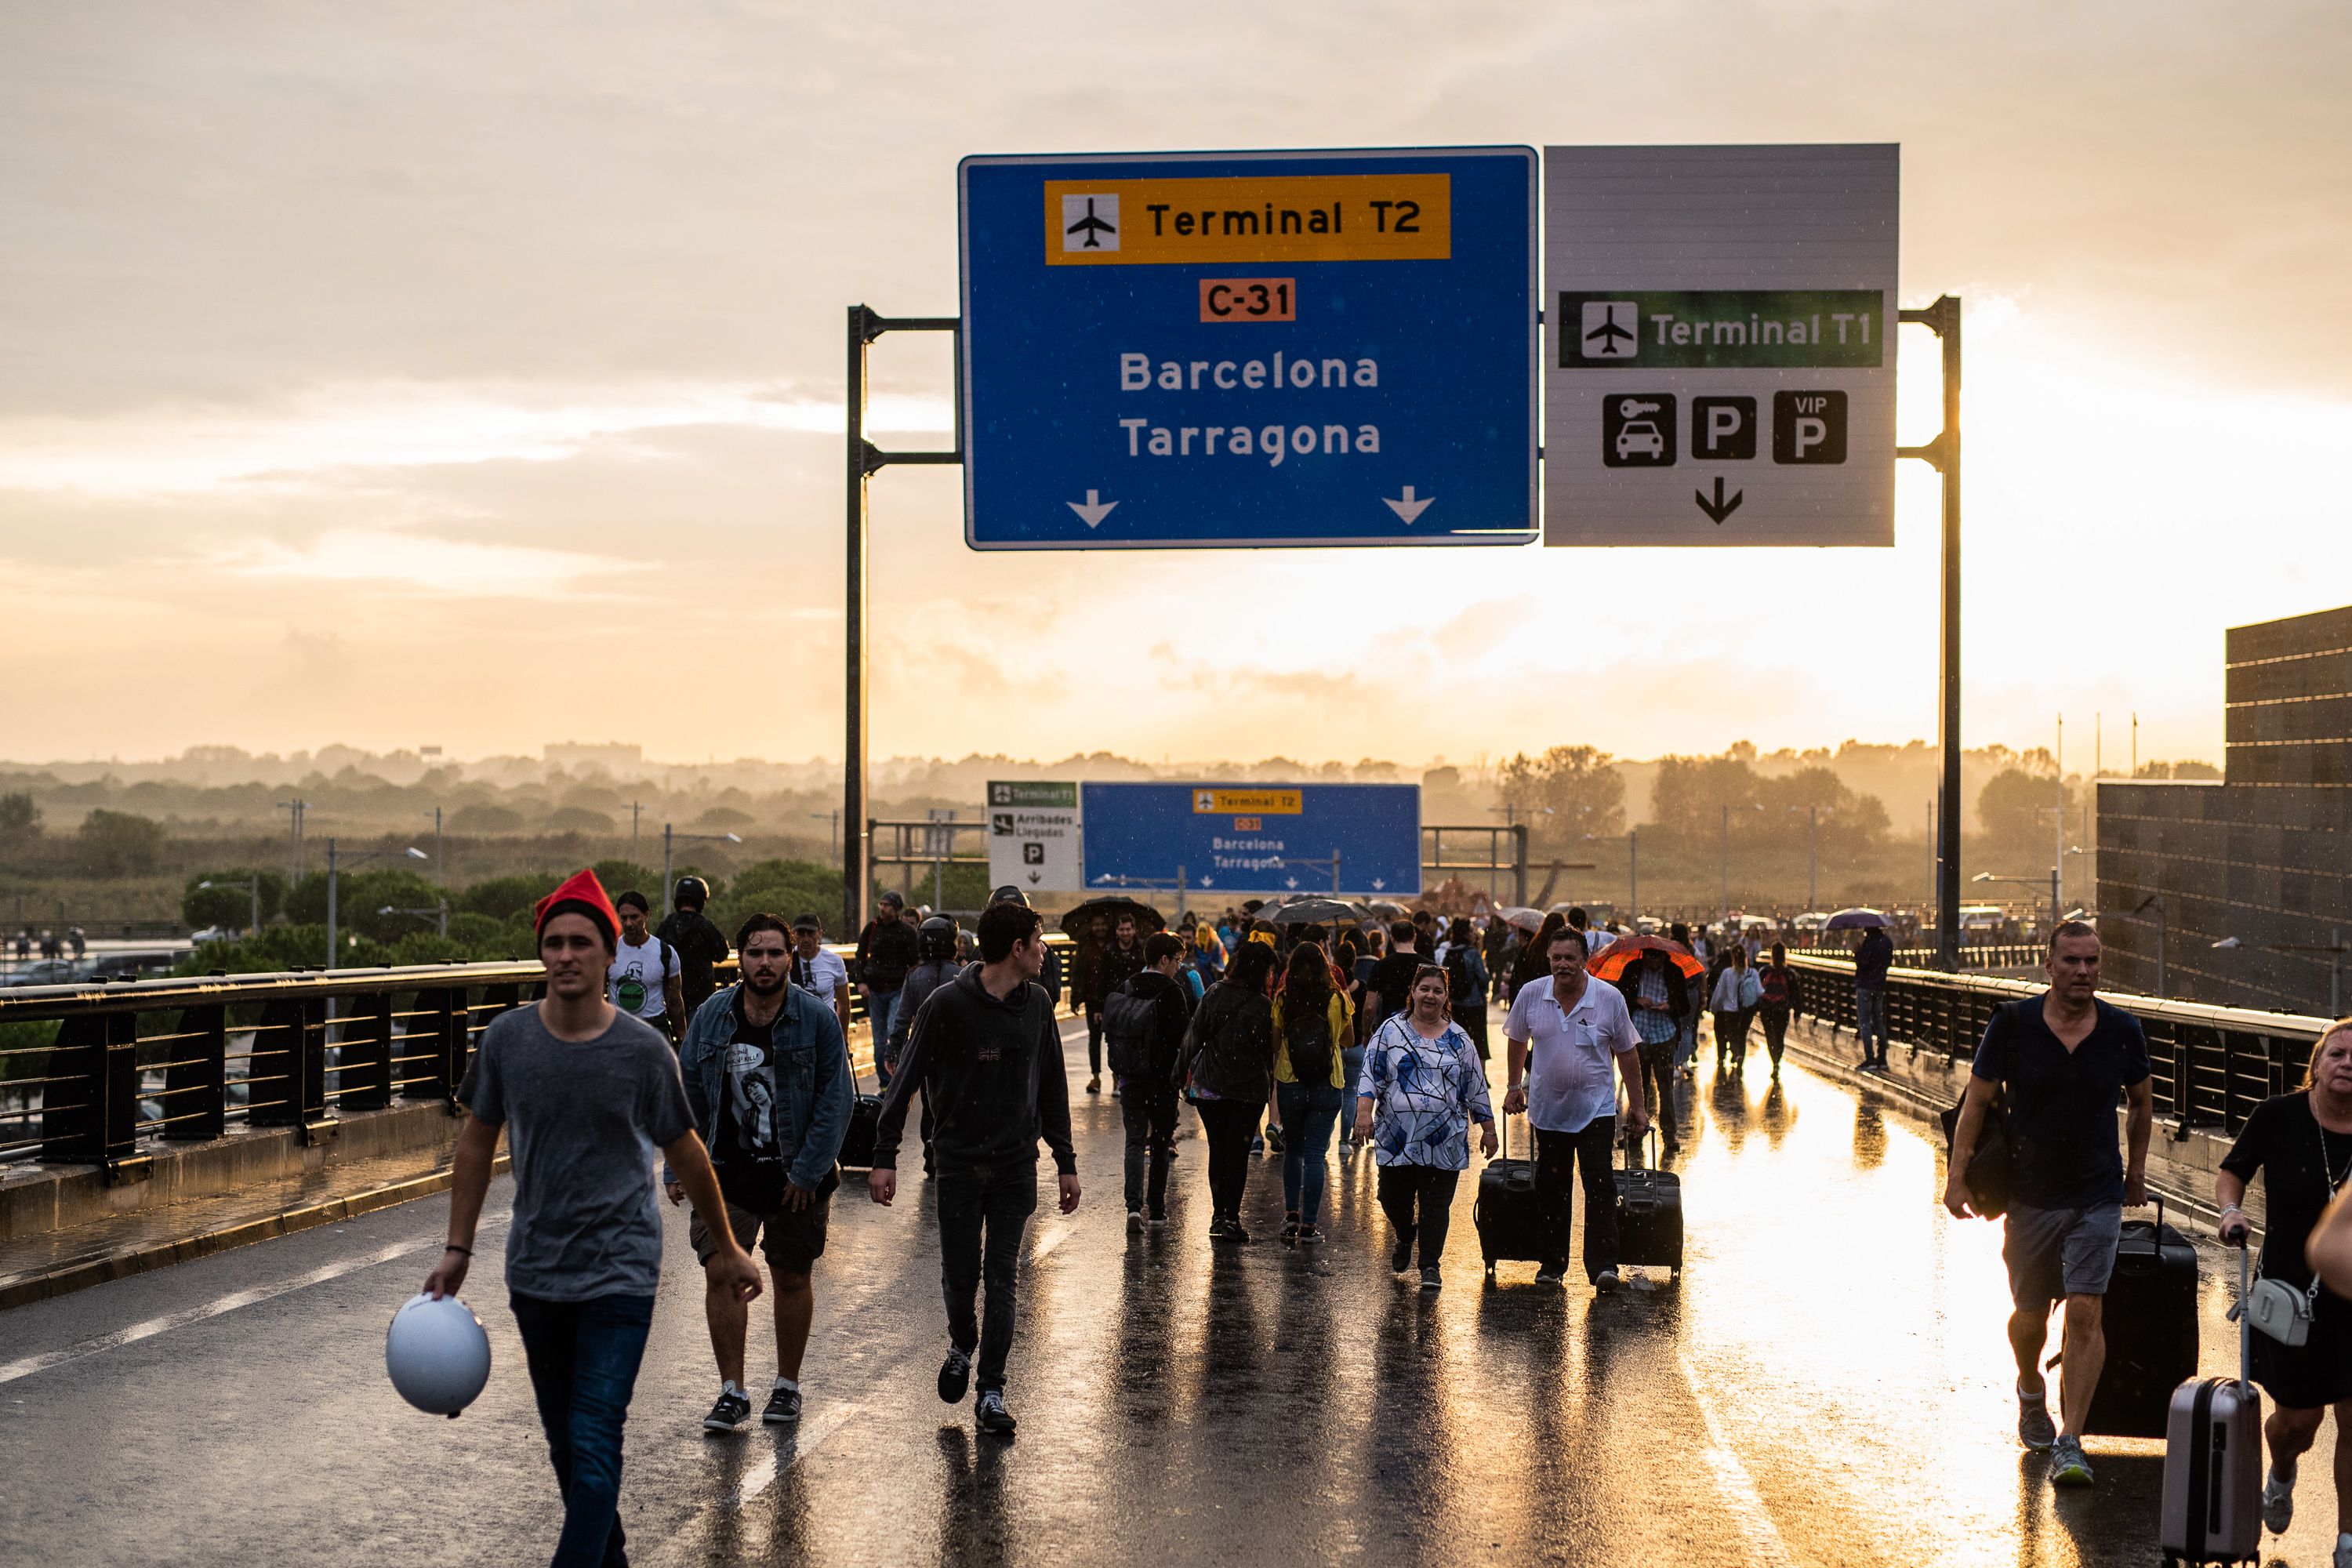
844,306,961,939
1897,295,1962,970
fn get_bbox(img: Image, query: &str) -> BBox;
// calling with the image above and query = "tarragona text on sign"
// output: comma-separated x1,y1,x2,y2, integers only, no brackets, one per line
1116,351,1383,466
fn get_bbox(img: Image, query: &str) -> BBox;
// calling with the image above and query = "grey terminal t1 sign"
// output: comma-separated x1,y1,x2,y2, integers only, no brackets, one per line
1543,144,1898,546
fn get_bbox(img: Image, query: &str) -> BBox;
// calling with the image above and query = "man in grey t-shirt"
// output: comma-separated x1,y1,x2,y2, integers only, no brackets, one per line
427,868,758,1568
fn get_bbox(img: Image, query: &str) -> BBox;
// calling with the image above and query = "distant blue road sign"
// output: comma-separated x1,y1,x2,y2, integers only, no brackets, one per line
1080,783,1421,896
959,147,1537,550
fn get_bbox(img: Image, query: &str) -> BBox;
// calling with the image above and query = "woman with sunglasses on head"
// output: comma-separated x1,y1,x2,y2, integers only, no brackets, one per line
1354,964,1496,1290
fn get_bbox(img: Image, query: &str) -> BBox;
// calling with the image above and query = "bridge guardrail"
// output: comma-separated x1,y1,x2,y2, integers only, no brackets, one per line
1785,953,2334,1137
0,932,1081,1178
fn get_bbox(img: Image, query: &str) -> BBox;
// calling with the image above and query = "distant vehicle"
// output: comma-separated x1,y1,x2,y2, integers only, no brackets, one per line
9,959,82,988
191,926,235,946
1792,912,1829,933
90,951,178,981
1614,420,1664,459
1958,905,2005,932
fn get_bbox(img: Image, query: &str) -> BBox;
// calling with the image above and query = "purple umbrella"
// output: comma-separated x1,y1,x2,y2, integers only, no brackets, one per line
1823,907,1890,931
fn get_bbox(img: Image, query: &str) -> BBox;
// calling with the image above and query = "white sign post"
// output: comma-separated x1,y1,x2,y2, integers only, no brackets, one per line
1543,143,1899,546
986,781,1083,893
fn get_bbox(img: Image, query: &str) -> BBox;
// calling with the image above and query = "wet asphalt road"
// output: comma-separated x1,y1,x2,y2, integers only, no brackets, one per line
0,1014,2328,1566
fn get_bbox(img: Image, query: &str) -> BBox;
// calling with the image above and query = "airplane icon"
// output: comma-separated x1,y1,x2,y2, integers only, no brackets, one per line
1581,301,1638,358
1062,195,1117,251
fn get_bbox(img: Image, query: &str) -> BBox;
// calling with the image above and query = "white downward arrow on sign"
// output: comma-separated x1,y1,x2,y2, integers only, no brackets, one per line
1384,486,1433,524
1067,490,1117,528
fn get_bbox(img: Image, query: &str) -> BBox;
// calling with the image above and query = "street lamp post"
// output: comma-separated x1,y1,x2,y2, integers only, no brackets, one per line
1972,869,2058,936
2133,894,2168,997
425,808,443,884
324,840,429,969
197,876,262,936
1583,829,1639,923
662,825,743,917
2212,930,2347,1017
1789,805,1831,914
379,900,450,939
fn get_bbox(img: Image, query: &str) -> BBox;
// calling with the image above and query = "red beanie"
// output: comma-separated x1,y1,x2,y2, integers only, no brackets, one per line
535,868,620,949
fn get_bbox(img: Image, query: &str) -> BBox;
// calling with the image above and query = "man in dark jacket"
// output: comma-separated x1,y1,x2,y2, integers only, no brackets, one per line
1076,913,1148,1096
855,892,921,1085
664,913,852,1432
1853,924,1896,1070
887,916,963,1176
868,900,1078,1436
657,876,731,1014
1106,932,1192,1229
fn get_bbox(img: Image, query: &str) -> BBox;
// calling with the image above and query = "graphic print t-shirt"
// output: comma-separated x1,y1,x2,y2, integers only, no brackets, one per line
713,1003,786,1208
608,935,681,1020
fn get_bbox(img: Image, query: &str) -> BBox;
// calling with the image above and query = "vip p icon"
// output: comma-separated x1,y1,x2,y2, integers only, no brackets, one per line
1773,390,1848,464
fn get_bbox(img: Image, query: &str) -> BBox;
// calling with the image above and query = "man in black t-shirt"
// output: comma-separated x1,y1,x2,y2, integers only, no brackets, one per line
1360,920,1426,1044
1945,922,2153,1490
657,876,731,1015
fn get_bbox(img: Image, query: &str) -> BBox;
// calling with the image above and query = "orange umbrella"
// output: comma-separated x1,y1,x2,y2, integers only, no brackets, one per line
1587,934,1704,982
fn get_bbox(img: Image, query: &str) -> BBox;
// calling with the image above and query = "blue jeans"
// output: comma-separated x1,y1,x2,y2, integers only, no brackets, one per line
1276,1080,1345,1225
509,1291,655,1568
867,989,899,1087
1338,1047,1365,1138
1855,986,1888,1064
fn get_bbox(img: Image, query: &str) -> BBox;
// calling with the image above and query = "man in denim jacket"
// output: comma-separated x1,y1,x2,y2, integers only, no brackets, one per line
663,913,854,1432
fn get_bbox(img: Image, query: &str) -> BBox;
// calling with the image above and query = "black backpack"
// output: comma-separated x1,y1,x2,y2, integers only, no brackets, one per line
1442,945,1476,1007
1102,978,1160,1077
1283,991,1334,1085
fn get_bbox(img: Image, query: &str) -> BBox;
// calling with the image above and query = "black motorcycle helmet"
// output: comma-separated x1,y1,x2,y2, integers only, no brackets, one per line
918,915,959,961
673,875,710,911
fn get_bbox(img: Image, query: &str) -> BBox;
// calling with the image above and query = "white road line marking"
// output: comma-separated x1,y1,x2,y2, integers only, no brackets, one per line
724,1398,864,1509
1679,1349,1800,1568
0,1222,503,1387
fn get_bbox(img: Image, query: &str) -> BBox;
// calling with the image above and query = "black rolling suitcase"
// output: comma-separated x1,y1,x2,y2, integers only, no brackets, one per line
2082,1196,2200,1438
1616,1128,1684,1281
1475,1114,1542,1283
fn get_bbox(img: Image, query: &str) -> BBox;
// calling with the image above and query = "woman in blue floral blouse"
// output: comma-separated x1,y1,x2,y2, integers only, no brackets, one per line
1353,964,1497,1290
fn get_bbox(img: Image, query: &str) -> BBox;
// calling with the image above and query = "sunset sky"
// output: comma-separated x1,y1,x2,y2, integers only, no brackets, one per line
4,2,2348,771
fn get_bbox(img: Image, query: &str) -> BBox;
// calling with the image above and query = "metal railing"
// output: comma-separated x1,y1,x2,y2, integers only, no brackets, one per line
1786,953,2332,1136
0,931,1081,1177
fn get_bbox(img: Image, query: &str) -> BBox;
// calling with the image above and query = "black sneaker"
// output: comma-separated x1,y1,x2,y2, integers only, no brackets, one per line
1224,1220,1251,1243
763,1384,801,1425
1294,1225,1324,1244
1265,1125,1285,1153
1392,1236,1414,1273
938,1345,972,1404
703,1388,753,1433
1420,1266,1443,1291
976,1389,1017,1435
1127,1208,1144,1232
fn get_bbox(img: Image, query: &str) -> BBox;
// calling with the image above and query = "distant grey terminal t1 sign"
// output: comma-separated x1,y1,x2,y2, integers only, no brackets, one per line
1543,143,1899,546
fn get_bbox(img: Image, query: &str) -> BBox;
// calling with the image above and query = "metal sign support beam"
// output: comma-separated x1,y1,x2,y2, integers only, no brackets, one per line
1897,296,1962,970
844,305,962,939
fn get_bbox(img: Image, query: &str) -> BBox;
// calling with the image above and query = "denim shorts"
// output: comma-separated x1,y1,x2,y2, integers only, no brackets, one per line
2002,1200,2123,1306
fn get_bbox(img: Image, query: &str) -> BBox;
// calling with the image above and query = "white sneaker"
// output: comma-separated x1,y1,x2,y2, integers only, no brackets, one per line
2263,1467,2295,1534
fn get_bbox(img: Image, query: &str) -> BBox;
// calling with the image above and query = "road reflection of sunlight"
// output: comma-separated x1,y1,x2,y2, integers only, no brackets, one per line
1675,1059,2095,1566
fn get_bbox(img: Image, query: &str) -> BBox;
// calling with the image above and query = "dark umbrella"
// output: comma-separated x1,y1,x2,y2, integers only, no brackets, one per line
1255,895,1374,925
1823,907,1891,931
1057,895,1167,938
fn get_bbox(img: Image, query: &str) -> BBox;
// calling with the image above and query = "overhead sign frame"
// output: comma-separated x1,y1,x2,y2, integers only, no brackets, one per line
958,146,1539,551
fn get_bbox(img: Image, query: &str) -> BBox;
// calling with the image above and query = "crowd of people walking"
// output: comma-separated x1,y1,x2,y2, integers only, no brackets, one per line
419,869,2352,1566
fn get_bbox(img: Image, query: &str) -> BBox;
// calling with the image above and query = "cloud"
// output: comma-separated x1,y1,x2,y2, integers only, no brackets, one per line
211,528,632,598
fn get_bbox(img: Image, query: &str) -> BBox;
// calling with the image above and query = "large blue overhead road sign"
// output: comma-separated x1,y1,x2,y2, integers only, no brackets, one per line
1080,783,1421,897
959,147,1537,550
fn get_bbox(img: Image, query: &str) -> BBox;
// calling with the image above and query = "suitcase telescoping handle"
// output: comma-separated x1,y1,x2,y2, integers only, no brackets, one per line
2238,1239,2252,1395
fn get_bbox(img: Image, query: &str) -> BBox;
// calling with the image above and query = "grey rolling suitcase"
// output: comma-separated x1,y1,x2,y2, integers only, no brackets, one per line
2160,1246,2262,1565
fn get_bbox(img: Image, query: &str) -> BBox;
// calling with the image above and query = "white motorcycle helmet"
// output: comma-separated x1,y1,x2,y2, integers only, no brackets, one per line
386,1292,492,1417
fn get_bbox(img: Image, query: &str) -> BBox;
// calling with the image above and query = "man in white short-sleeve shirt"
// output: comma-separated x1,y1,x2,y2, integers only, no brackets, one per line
790,913,852,1033
1503,925,1648,1294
